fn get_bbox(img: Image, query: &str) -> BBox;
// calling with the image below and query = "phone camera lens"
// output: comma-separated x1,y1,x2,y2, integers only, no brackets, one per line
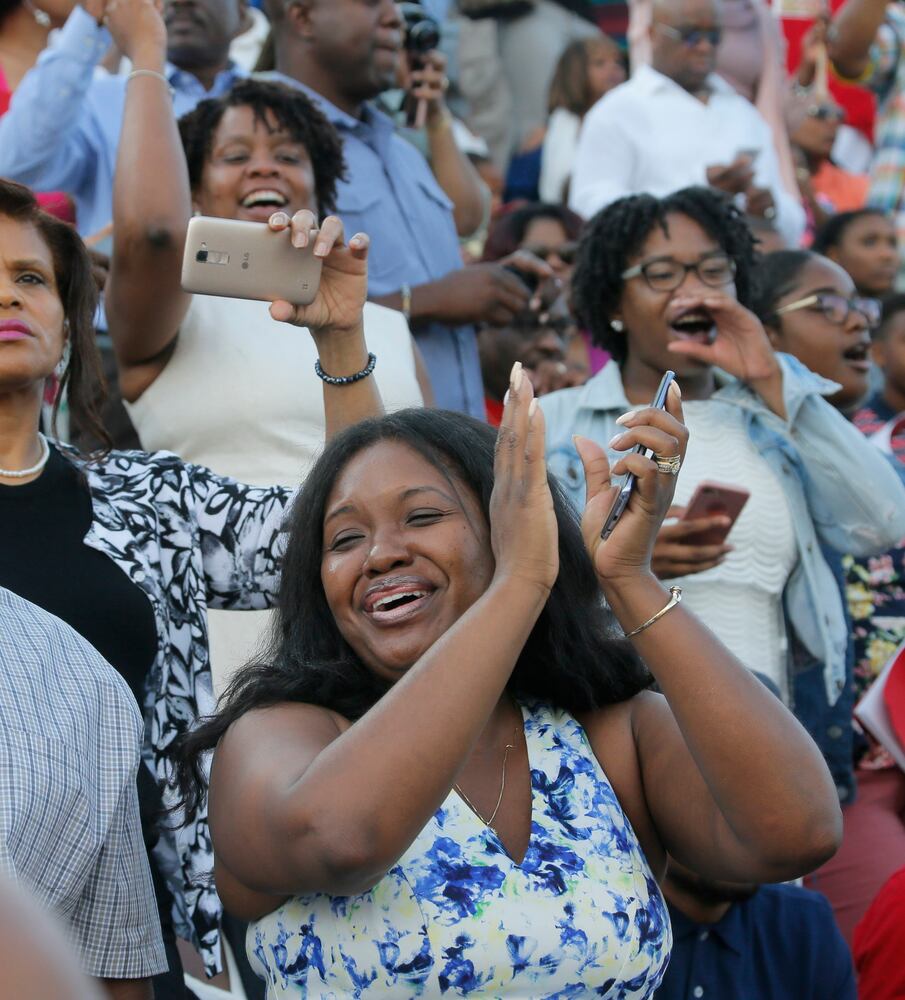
196,249,208,263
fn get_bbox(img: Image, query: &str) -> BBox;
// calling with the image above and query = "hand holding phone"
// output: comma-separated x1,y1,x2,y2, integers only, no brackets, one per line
679,481,749,545
183,211,371,339
182,216,323,306
601,370,676,540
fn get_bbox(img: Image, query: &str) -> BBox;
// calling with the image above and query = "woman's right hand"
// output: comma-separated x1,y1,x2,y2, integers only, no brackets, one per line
268,211,368,339
489,363,559,596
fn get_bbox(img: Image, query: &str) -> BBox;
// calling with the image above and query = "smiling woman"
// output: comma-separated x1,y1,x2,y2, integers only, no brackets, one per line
106,7,429,693
172,382,847,998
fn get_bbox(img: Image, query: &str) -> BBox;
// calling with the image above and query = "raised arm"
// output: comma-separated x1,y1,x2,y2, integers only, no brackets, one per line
104,0,193,400
209,367,558,899
575,388,841,885
828,0,890,80
411,50,486,238
0,6,108,193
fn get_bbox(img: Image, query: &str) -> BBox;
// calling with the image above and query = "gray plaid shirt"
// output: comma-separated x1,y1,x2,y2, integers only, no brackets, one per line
0,587,167,979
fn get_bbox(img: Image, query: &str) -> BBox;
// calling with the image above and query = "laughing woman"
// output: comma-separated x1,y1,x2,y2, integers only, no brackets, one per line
176,370,842,998
102,1,428,693
540,187,905,716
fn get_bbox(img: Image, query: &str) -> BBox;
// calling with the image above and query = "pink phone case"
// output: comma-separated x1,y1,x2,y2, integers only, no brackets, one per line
681,481,750,546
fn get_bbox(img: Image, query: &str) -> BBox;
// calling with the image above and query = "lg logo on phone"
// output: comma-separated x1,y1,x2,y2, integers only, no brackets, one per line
241,252,250,270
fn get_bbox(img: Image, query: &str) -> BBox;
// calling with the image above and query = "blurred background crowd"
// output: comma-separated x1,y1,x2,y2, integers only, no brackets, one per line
1,0,905,997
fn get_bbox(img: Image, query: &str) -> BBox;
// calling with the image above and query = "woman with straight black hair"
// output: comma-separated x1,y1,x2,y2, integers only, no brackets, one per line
176,371,842,998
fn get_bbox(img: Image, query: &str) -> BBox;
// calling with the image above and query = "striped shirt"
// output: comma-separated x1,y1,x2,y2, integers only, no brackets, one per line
0,587,166,979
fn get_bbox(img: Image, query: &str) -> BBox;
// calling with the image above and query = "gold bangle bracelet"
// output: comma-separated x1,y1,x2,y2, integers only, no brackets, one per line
624,586,683,639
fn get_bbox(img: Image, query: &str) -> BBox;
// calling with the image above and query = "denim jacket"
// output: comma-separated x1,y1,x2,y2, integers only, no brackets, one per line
540,354,905,707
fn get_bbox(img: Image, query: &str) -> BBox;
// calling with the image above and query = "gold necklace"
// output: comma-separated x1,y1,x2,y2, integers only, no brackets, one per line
454,722,520,827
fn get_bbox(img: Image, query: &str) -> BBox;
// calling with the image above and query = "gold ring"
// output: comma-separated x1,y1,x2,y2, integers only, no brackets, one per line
653,453,681,476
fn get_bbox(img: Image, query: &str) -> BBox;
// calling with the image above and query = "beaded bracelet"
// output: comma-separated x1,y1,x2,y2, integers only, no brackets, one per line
314,352,377,386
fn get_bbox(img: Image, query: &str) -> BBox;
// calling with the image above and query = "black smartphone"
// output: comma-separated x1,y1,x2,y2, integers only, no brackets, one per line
600,370,676,541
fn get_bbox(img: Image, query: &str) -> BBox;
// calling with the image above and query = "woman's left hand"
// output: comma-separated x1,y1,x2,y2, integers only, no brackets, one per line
576,382,689,585
666,292,787,417
666,292,780,384
268,210,368,337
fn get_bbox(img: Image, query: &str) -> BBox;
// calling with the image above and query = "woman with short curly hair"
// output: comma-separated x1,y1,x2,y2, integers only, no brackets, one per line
540,187,905,721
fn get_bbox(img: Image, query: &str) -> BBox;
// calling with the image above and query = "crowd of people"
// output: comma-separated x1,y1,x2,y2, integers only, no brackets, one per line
0,0,904,998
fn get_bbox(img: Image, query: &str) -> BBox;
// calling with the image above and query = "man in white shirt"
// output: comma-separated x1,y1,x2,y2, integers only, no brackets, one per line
568,0,805,247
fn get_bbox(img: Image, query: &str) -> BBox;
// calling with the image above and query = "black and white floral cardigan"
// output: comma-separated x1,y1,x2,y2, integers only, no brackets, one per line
61,444,293,975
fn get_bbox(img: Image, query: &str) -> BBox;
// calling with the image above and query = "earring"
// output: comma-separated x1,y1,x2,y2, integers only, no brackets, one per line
25,0,51,25
610,319,624,332
55,339,71,379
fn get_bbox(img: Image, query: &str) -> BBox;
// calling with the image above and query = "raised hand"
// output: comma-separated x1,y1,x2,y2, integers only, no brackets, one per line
665,291,781,386
408,49,451,128
489,363,559,596
267,210,368,338
101,0,166,62
576,382,688,584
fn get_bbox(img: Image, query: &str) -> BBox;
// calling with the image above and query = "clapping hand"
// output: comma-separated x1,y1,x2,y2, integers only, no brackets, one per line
489,363,559,596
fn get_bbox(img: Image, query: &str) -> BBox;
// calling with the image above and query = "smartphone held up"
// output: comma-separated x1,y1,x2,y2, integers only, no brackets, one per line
181,216,323,306
600,370,676,541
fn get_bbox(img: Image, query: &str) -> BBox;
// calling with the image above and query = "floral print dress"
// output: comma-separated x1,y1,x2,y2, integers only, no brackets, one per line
247,701,671,998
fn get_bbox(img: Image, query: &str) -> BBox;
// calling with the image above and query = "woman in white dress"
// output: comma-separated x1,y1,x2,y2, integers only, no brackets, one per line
105,8,428,694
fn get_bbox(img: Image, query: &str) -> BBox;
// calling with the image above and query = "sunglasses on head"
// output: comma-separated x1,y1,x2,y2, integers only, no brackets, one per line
659,23,723,47
806,104,845,123
522,242,579,266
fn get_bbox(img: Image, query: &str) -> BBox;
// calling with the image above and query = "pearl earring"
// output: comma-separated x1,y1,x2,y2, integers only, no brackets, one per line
25,0,51,26
610,319,624,333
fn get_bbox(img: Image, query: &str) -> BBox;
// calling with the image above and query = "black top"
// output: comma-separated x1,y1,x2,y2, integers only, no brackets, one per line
0,446,157,705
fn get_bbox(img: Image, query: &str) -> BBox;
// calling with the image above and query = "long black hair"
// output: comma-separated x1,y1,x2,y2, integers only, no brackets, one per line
172,409,650,814
571,187,758,363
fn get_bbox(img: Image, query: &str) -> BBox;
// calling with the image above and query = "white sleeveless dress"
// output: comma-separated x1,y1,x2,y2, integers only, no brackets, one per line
126,295,424,692
247,701,671,998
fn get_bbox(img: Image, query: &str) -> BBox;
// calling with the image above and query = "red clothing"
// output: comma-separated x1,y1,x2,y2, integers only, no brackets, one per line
780,0,877,143
485,396,504,427
854,866,905,1000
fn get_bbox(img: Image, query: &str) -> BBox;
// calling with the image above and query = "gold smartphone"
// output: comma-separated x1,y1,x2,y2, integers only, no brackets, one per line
181,216,323,305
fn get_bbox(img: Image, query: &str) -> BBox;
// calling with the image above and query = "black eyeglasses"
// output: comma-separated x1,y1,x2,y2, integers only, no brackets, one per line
806,104,845,123
775,292,881,328
621,252,736,292
659,23,723,47
522,242,579,266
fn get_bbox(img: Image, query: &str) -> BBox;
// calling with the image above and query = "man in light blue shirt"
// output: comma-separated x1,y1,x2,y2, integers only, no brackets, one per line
262,0,546,417
0,0,247,239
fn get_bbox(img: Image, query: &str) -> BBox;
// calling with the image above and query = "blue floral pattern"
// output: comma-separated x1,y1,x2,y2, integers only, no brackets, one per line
248,702,671,997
